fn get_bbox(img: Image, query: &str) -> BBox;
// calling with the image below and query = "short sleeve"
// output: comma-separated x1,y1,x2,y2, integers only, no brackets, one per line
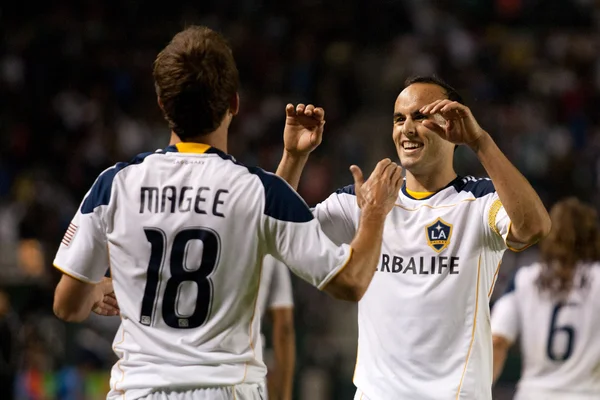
53,168,115,284
265,257,294,310
312,184,359,246
485,193,530,252
490,278,520,343
251,168,353,290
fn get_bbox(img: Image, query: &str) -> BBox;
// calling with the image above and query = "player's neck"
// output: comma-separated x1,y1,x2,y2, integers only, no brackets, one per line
405,168,457,193
168,128,228,153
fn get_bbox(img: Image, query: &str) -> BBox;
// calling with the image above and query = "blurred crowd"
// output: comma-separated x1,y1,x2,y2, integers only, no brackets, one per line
0,0,599,398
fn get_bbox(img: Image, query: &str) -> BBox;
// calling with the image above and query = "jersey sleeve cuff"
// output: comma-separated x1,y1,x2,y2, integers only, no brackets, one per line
317,245,354,291
53,263,99,284
504,222,534,253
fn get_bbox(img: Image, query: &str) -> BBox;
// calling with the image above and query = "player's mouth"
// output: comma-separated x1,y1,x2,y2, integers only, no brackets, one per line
401,141,424,155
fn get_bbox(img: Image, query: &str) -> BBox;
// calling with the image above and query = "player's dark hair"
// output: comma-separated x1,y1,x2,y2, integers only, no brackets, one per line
537,197,600,298
153,26,239,140
403,75,465,105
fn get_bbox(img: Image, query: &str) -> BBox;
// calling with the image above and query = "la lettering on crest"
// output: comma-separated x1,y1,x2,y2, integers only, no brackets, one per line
426,217,453,253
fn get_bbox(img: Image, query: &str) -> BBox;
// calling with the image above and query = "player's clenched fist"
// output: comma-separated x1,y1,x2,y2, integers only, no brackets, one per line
350,159,403,216
283,103,325,156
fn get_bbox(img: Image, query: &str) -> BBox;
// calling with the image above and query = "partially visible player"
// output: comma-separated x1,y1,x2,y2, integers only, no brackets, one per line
256,256,295,400
491,197,600,400
51,25,404,400
276,76,551,399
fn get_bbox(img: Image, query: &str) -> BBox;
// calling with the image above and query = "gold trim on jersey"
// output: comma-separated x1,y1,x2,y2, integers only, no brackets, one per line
425,217,453,253
112,321,127,396
175,142,211,154
488,260,502,298
319,246,355,291
505,221,535,253
488,199,503,238
53,263,95,284
456,255,481,399
405,188,435,200
394,198,476,212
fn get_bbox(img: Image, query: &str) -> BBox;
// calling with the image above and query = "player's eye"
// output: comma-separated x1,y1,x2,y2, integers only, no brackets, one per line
394,116,406,124
413,113,427,121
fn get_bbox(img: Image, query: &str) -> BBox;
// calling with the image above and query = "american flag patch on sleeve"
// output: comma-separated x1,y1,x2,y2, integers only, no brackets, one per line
61,223,78,247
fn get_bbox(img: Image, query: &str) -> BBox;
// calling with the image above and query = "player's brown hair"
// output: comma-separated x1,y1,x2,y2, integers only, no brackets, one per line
537,197,600,297
153,26,239,140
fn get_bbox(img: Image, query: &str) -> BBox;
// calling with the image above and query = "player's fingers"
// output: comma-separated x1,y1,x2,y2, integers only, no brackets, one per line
286,103,296,117
296,103,306,114
350,165,364,189
304,104,315,116
440,102,468,117
314,107,325,121
100,279,114,295
420,99,444,114
371,158,392,176
429,100,453,115
391,166,404,190
422,120,446,138
103,295,120,309
388,163,402,183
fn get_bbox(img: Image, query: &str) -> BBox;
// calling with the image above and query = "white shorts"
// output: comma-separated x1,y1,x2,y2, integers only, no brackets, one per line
127,383,266,400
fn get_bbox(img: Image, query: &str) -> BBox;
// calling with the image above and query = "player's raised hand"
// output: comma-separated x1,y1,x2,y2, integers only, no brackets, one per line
419,100,486,148
350,159,403,215
92,277,120,317
283,103,325,156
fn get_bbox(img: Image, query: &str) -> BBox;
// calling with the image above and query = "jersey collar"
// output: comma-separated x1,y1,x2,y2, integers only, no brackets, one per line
401,176,463,201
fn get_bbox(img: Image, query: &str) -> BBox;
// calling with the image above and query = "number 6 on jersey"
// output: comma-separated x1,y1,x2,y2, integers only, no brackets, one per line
140,227,221,329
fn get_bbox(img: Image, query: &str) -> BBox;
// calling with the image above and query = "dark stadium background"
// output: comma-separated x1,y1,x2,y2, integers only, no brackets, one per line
0,0,597,398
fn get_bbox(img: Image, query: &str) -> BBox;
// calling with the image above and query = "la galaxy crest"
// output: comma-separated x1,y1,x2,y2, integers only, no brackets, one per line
426,218,453,253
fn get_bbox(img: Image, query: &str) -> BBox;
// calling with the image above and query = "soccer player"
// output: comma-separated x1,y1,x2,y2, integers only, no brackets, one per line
276,76,551,399
491,197,600,400
256,256,295,400
51,26,404,400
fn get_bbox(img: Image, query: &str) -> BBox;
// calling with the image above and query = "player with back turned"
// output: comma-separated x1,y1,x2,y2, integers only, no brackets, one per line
492,197,600,400
50,26,403,400
276,76,551,399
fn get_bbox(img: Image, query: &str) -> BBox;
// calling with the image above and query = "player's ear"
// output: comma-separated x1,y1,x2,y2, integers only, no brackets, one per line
229,93,240,117
157,97,165,112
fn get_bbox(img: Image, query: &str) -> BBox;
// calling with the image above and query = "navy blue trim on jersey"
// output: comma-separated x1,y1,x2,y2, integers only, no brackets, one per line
105,269,111,278
335,184,356,196
402,176,463,200
453,176,496,198
503,270,517,294
80,151,158,214
200,146,313,223
248,167,314,223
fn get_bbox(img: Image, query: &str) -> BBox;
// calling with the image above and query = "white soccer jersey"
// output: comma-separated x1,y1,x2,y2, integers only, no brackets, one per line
491,263,600,400
53,143,351,400
314,176,525,400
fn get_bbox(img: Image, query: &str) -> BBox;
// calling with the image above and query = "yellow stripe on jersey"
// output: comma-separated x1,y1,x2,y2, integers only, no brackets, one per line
488,199,503,238
405,188,435,200
175,142,211,154
53,263,95,284
456,255,481,399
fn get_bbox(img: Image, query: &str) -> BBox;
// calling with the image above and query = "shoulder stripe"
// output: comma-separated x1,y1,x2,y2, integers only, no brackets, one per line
453,176,495,198
80,151,156,214
488,199,503,237
248,167,314,223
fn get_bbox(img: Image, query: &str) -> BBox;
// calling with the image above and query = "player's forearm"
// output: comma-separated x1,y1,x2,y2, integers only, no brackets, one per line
492,337,510,384
327,210,385,301
471,132,551,243
275,152,309,191
53,278,98,322
273,324,295,400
